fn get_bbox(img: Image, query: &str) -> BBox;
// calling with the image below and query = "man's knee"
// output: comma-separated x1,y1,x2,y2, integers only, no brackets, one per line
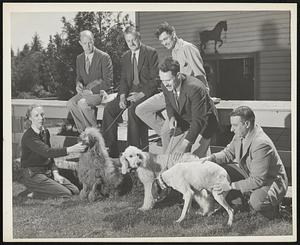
67,97,76,109
77,99,90,110
249,190,269,212
135,103,144,118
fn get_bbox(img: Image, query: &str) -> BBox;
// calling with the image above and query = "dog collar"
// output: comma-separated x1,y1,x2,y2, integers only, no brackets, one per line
158,173,168,190
124,157,137,173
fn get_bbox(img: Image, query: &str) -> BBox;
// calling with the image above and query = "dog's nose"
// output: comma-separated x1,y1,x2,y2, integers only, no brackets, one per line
137,162,141,167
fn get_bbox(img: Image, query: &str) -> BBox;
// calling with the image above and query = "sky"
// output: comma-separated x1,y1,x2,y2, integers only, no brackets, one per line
10,12,135,52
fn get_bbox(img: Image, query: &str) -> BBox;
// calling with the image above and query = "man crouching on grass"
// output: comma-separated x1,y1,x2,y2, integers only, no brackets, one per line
200,106,288,219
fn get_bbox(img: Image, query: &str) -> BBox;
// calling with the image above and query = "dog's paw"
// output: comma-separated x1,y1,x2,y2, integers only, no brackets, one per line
175,217,184,223
195,210,205,216
138,206,151,211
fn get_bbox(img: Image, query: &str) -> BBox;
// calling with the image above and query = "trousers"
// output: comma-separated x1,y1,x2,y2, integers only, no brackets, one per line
102,96,149,158
135,92,171,152
20,169,79,199
222,163,288,219
165,131,211,158
67,91,102,133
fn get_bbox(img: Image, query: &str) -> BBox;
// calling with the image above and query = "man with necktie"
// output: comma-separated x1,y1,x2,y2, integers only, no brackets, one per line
102,26,159,157
159,57,218,158
200,106,288,219
67,30,113,133
136,22,210,153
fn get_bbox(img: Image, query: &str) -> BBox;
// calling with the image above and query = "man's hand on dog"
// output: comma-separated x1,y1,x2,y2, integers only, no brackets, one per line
67,142,87,154
213,182,232,194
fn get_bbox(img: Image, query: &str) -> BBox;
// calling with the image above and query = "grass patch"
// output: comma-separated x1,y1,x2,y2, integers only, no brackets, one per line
12,181,293,239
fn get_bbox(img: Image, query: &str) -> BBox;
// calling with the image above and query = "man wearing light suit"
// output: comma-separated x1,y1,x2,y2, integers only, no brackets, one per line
202,106,288,219
102,26,159,158
67,30,113,133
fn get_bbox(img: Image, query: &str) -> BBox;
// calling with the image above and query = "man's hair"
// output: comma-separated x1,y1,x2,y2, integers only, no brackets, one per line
25,104,43,120
230,106,255,125
124,25,141,39
80,30,94,42
155,22,175,38
159,57,180,76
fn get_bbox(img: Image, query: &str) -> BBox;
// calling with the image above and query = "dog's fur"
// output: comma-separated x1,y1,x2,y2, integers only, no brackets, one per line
156,161,234,226
78,127,126,202
120,145,200,210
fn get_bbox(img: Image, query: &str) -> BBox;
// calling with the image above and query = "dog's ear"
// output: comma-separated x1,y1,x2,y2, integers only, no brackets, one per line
119,153,129,175
88,134,97,149
139,151,149,168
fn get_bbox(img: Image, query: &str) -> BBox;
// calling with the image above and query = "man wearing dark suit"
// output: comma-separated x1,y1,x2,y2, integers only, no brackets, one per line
67,30,113,133
102,26,159,158
160,57,219,158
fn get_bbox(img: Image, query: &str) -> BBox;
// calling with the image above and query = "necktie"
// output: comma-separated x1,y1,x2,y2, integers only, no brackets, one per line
39,129,46,142
85,57,90,74
239,138,243,160
132,52,139,86
173,89,179,109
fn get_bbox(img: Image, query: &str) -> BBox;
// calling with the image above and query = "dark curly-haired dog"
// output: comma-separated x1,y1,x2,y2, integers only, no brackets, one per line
78,127,132,202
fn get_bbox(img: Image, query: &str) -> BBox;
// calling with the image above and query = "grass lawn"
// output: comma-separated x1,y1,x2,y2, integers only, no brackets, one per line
12,180,293,240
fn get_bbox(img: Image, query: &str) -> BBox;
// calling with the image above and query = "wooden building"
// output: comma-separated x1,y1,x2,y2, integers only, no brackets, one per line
135,11,291,151
136,11,291,101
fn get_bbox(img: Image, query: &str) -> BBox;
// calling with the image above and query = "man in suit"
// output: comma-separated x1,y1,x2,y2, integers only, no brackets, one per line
67,30,113,133
201,106,288,219
159,57,218,157
136,22,209,153
102,26,159,158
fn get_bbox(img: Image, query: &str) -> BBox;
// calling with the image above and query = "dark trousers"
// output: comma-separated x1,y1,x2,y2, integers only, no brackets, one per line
20,169,79,199
222,163,285,219
102,96,149,158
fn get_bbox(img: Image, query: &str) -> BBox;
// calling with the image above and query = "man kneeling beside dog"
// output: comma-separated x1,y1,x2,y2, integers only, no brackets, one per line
121,57,288,226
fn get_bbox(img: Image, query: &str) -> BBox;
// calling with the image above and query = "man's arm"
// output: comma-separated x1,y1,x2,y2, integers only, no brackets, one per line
183,45,208,88
162,87,175,120
185,86,208,144
119,54,129,96
88,53,113,93
140,48,159,97
233,143,273,193
213,137,237,164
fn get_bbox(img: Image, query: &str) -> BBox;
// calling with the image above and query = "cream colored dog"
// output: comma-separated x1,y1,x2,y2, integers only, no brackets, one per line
155,161,234,226
120,145,200,210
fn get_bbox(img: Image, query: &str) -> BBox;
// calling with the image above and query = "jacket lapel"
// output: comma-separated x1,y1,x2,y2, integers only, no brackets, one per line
127,51,133,83
88,48,98,74
137,45,146,73
178,78,188,113
241,125,258,160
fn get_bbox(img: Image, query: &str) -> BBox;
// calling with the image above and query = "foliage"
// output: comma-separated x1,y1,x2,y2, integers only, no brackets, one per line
11,12,133,100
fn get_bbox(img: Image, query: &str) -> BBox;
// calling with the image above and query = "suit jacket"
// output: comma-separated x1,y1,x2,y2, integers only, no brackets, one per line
76,47,113,94
162,75,218,143
213,125,288,196
119,44,159,98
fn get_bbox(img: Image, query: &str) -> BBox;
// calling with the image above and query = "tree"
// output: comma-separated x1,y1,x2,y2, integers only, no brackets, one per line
31,33,43,52
11,11,134,99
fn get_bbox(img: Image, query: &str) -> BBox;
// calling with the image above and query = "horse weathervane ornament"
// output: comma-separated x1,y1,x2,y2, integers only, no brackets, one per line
200,21,227,54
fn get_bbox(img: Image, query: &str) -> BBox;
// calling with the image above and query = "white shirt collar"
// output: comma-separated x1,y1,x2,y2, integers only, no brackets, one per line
85,51,94,63
31,125,44,135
